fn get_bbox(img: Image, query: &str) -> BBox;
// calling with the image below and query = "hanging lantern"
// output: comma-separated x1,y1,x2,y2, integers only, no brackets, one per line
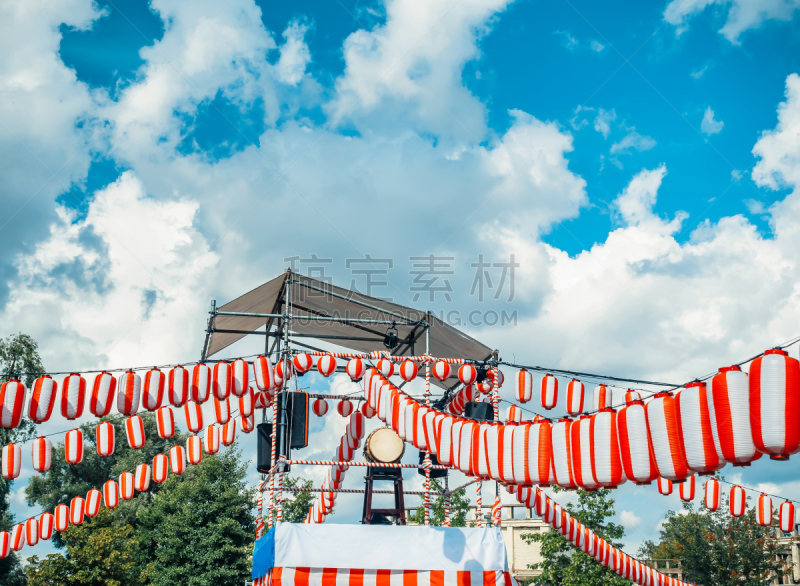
90,372,116,417
0,530,9,558
617,399,658,485
29,375,57,423
155,406,175,439
592,385,613,412
10,524,23,552
749,348,800,459
566,379,584,416
458,364,477,385
730,485,746,517
212,361,231,400
488,369,505,387
377,358,395,378
337,399,354,417
142,368,165,411
170,445,186,475
102,479,119,510
349,411,366,440
779,501,796,532
506,405,523,422
677,381,722,474
54,503,69,531
361,403,375,418
184,401,204,433
645,393,689,481
254,391,271,409
710,365,760,466
399,360,418,382
253,355,274,391
516,369,533,403
117,370,141,416
241,414,255,433
204,426,220,455
0,379,26,429
214,396,231,425
168,365,189,407
39,512,54,541
624,390,641,405
95,421,115,458
191,363,211,403
125,415,146,449
477,379,492,395
60,373,86,420
312,398,328,416
551,419,576,489
187,435,202,465
152,454,168,484
757,494,773,526
316,355,337,377
570,416,599,490
65,429,84,465
32,437,51,473
590,410,625,488
238,388,254,418
679,475,696,501
541,374,558,410
70,496,85,526
222,420,236,446
431,360,450,381
1,443,20,480
347,358,366,381
231,358,249,397
704,478,720,511
658,476,673,495
289,354,311,376
119,471,135,500
85,488,101,518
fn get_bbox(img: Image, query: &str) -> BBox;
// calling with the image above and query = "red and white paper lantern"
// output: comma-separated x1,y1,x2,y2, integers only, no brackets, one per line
779,501,796,532
85,488,101,518
337,399,354,417
377,358,395,378
212,361,231,400
541,374,558,410
399,360,418,382
293,353,313,374
119,471,135,500
142,368,165,411
90,372,116,417
709,365,760,466
238,388,254,417
361,403,375,418
506,405,523,422
187,435,202,465
253,355,274,392
551,419,575,489
592,385,612,412
191,363,211,403
214,396,231,425
347,358,366,381
1,443,20,479
231,358,250,397
570,416,599,490
222,420,236,446
757,494,773,526
65,429,84,465
432,361,450,381
657,476,673,496
316,355,336,377
749,349,800,460
184,401,204,433
679,475,696,501
590,410,625,488
11,524,23,552
156,406,175,439
54,504,69,532
39,513,54,541
645,393,689,481
103,480,119,509
0,530,9,557
516,369,533,404
730,485,746,517
0,380,26,429
458,364,477,385
204,426,220,454
96,421,115,457
312,398,328,416
29,375,57,423
617,399,658,485
152,454,168,484
168,365,189,407
677,381,722,474
61,373,86,420
704,478,720,510
170,445,186,475
566,379,585,416
125,415,146,449
32,437,51,473
70,496,85,526
117,371,141,415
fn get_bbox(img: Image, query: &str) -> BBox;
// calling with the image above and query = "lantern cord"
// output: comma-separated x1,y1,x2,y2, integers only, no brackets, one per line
712,477,800,506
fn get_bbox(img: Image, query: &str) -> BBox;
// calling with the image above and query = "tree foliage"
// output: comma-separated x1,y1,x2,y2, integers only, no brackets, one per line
0,332,45,585
408,478,471,527
637,495,784,586
521,487,629,586
277,475,317,524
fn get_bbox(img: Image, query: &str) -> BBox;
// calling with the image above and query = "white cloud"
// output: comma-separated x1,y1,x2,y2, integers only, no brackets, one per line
554,30,605,53
701,106,724,135
594,108,616,138
613,165,669,226
620,510,643,529
276,21,312,86
610,129,657,154
752,73,800,190
690,63,710,79
664,0,800,43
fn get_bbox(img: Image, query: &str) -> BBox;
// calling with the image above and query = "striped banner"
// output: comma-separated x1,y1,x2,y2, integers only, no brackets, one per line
256,568,517,586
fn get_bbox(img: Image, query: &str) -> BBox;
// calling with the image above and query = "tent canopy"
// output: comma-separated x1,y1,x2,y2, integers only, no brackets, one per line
252,523,509,578
206,272,494,386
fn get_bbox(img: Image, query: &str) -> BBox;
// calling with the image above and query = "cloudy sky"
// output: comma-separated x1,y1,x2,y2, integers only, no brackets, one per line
3,0,800,558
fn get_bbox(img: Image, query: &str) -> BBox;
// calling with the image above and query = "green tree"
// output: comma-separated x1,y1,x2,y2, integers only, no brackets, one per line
278,475,317,523
137,447,255,586
521,487,629,586
25,508,146,586
637,495,784,586
1,332,45,586
408,478,471,527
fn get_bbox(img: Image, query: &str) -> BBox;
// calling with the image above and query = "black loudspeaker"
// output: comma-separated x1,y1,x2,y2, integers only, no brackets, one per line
257,423,273,473
418,451,448,479
464,401,493,422
276,391,309,450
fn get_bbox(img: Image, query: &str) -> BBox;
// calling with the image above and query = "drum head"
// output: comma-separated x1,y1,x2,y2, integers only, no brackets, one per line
364,427,405,463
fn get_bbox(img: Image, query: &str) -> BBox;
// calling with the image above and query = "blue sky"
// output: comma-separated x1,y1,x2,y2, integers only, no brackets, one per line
3,0,800,561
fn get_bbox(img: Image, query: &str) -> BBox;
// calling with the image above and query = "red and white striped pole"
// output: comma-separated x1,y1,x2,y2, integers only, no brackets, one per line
476,482,483,527
444,476,451,527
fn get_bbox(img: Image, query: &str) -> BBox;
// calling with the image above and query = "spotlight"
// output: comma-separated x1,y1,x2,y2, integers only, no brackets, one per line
475,366,488,384
383,323,398,350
